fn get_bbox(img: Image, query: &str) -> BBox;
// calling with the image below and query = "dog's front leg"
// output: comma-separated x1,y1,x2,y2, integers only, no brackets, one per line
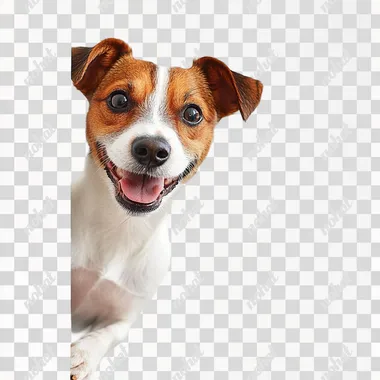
70,318,135,380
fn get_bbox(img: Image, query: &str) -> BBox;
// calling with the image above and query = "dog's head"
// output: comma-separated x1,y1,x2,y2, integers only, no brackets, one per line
72,38,263,214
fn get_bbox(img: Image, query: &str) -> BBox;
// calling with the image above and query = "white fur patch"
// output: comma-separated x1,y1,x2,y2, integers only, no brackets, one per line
151,65,170,123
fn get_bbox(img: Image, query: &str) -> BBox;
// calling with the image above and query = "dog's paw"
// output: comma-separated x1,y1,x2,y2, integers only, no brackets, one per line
71,337,102,380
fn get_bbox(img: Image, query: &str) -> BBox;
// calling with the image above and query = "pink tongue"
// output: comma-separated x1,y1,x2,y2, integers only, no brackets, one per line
119,172,164,204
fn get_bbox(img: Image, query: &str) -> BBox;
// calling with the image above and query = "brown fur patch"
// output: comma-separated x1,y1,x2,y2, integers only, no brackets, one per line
72,38,133,100
193,56,263,121
86,57,157,164
166,66,219,181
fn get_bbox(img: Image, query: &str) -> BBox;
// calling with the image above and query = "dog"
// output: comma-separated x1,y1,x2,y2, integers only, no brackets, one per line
71,38,263,379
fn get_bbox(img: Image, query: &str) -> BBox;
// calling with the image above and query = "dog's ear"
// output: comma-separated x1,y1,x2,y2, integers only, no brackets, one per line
193,57,263,121
71,38,132,100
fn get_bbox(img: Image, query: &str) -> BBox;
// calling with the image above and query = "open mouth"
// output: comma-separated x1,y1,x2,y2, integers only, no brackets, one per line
101,153,196,214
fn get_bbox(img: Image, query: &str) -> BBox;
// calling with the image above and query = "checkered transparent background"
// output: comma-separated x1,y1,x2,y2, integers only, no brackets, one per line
0,0,379,379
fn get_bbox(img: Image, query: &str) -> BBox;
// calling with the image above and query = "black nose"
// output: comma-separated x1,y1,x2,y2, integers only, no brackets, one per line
131,136,171,167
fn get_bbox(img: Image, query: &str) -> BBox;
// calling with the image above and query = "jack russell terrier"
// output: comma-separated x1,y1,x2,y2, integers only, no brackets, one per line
71,38,263,379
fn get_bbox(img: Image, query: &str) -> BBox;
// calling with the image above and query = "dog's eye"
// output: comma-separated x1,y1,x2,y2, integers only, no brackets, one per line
183,105,203,126
108,92,128,110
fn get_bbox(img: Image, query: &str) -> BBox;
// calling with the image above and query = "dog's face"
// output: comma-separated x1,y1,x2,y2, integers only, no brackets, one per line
72,38,263,214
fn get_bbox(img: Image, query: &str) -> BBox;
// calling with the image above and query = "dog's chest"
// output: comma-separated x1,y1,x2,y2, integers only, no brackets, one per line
71,237,171,334
73,216,171,287
72,217,171,329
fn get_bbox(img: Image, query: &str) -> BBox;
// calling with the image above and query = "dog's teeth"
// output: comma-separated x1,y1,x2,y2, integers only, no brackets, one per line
116,168,124,178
